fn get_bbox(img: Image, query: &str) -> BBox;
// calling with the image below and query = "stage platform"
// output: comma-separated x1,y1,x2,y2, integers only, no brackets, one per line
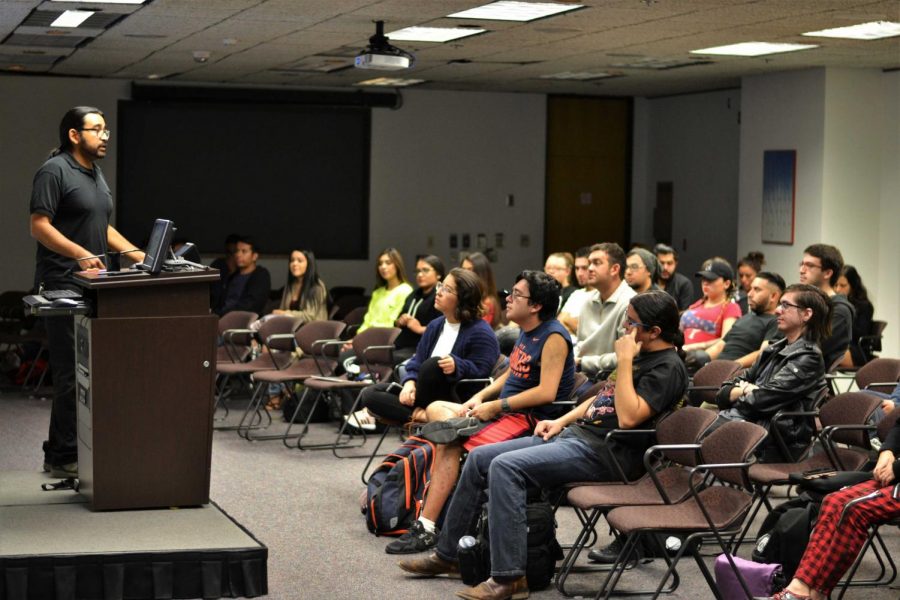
0,471,266,600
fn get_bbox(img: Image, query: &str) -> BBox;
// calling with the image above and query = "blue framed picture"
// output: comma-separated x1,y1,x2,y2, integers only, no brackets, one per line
761,150,796,245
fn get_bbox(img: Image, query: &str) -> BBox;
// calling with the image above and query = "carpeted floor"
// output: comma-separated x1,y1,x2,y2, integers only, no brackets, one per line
1,386,897,599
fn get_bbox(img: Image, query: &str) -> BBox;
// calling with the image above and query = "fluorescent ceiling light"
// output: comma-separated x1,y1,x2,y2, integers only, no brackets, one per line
539,71,616,80
51,10,95,28
448,1,583,22
52,0,146,4
802,21,900,40
690,42,818,57
355,77,426,87
386,26,485,43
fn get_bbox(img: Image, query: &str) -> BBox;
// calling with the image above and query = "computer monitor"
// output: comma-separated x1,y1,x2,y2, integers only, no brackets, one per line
138,219,175,274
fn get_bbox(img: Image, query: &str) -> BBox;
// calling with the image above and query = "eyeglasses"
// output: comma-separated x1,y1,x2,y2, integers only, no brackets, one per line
436,281,456,295
625,263,646,272
509,289,531,301
798,260,821,271
778,300,804,311
81,128,111,141
624,318,650,329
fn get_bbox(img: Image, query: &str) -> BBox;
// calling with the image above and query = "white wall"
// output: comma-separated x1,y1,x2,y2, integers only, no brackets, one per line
0,77,546,295
738,67,898,357
631,88,741,289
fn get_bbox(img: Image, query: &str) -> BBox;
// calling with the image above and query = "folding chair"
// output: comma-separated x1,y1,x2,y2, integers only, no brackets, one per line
213,315,298,431
242,319,346,442
855,357,900,394
735,391,880,548
556,407,719,597
686,359,742,408
597,420,768,600
289,326,400,452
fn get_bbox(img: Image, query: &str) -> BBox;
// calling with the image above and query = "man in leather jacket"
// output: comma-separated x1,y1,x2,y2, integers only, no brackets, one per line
714,284,831,461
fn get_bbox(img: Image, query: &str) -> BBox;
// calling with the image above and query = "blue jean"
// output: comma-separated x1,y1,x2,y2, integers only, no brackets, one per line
435,432,609,577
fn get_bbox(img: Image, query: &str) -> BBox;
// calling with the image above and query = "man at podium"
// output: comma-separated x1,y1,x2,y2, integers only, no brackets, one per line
29,106,145,479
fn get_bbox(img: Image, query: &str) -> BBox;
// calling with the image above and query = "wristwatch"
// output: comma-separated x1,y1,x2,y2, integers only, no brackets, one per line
501,398,511,412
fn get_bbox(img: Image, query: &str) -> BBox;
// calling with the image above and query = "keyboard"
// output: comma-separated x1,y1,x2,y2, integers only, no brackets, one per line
42,289,82,300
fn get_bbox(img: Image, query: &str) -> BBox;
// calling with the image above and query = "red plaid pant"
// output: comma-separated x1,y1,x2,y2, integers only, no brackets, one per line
794,479,900,594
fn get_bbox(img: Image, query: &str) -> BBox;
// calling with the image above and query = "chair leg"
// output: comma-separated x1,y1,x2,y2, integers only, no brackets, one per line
235,381,271,438
245,382,298,442
733,484,772,547
597,531,645,600
360,424,393,485
555,508,603,597
836,525,897,599
296,389,367,452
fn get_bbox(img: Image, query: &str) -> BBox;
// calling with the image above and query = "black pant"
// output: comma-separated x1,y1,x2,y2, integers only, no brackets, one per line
360,357,456,422
44,314,78,466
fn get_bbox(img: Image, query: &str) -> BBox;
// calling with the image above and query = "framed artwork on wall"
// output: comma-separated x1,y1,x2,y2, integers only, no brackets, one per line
761,150,796,244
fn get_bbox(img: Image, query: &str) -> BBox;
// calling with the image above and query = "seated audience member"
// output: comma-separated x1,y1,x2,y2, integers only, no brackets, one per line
736,251,765,314
357,248,414,333
213,236,271,317
798,243,853,370
654,243,695,311
624,247,659,294
209,232,240,308
575,243,636,379
686,271,785,371
353,269,499,428
544,251,577,309
714,284,829,461
398,291,689,600
834,265,875,367
461,252,504,330
392,255,445,364
558,246,593,335
759,414,900,600
681,259,741,352
270,249,328,324
384,271,574,555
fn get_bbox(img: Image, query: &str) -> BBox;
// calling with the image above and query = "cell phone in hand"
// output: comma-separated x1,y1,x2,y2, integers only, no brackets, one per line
386,382,403,395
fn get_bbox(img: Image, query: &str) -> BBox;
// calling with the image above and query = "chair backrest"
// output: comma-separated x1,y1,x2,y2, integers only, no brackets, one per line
819,392,882,449
688,359,742,406
342,305,368,327
699,420,767,489
877,407,900,444
490,354,510,378
258,314,300,352
217,310,257,335
855,358,900,392
353,326,402,380
656,407,719,467
295,320,346,356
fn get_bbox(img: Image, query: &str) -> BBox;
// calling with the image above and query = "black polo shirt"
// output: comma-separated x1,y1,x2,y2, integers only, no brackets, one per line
30,152,112,289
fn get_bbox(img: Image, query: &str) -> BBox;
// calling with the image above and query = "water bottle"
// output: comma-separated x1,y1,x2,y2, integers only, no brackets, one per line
457,535,487,585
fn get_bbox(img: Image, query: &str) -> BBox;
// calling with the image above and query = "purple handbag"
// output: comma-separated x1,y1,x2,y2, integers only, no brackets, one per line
715,553,782,598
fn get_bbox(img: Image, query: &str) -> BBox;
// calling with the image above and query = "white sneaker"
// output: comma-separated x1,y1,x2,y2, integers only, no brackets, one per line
343,409,376,431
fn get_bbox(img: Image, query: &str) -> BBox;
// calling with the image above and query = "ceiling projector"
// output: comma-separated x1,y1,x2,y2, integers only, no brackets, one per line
355,20,415,71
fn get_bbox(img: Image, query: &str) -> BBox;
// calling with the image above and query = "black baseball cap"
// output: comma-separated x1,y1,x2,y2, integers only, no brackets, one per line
696,261,734,282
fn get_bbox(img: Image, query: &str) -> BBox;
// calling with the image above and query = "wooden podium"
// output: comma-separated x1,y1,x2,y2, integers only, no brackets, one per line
73,269,219,510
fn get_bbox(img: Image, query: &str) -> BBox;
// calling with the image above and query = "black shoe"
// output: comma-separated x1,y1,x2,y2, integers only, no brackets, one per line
385,520,439,555
420,417,482,444
588,539,638,564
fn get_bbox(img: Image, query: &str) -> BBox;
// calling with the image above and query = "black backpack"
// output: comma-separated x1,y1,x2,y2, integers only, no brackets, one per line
457,491,563,590
751,493,819,582
362,436,438,536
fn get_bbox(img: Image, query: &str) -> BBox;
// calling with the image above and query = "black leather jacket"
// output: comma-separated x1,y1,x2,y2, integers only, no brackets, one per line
716,337,826,461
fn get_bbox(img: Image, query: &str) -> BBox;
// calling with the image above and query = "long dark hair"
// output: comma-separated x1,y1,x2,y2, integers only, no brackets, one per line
286,249,324,308
783,284,832,345
52,106,103,157
462,252,498,299
631,290,684,350
738,251,765,273
447,268,483,323
418,254,446,286
839,265,870,305
375,247,408,288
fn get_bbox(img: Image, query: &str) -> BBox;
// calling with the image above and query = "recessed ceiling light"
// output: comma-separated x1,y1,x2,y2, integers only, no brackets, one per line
386,26,486,43
355,77,426,87
448,1,584,23
51,10,95,28
539,71,617,80
802,21,900,40
52,0,147,4
690,42,818,57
